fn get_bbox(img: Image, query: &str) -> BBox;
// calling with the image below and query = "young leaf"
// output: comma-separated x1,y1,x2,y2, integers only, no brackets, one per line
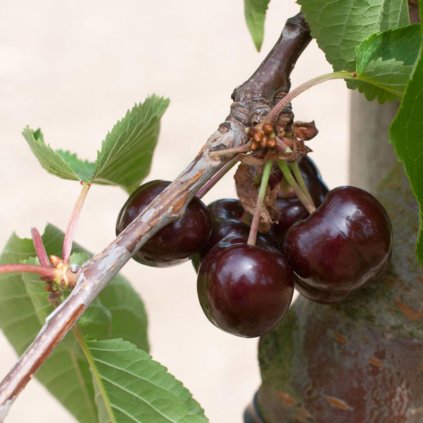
23,95,169,192
94,95,169,193
86,338,208,423
390,20,423,266
351,24,421,102
0,224,149,422
22,127,95,182
244,0,271,51
297,0,409,71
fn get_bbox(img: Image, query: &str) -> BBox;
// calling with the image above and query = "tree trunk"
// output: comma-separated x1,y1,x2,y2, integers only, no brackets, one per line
249,92,423,422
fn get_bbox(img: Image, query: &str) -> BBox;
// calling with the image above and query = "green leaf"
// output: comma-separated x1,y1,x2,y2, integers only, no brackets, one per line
86,339,208,423
298,0,409,71
390,17,423,265
23,95,169,192
244,0,270,51
351,24,421,101
0,224,148,422
94,95,169,192
22,127,95,182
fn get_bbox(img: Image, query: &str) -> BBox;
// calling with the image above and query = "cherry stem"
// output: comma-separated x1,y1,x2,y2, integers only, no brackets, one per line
278,160,316,214
196,154,240,199
62,182,91,263
247,160,273,246
31,228,52,267
209,144,250,158
289,161,315,207
266,71,356,124
0,264,57,280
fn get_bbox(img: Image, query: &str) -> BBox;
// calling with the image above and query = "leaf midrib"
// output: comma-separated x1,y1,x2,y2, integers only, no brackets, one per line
72,326,117,423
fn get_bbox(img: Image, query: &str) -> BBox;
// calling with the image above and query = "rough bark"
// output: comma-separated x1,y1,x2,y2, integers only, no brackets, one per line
255,92,423,422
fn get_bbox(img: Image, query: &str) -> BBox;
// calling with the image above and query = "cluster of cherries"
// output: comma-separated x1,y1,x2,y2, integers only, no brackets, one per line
116,157,392,338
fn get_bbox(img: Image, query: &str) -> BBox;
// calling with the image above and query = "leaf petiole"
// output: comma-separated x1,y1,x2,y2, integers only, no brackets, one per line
266,71,357,124
62,182,91,263
31,227,52,267
0,263,57,280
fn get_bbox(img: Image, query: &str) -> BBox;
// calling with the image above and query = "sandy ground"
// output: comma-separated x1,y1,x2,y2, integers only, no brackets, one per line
0,1,349,422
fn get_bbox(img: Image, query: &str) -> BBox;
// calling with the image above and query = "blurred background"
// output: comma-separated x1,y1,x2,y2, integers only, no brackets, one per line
0,1,349,422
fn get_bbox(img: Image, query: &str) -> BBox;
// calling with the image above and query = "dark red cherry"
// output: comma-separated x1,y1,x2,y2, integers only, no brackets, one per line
283,186,392,300
116,180,212,267
207,198,245,222
197,244,294,337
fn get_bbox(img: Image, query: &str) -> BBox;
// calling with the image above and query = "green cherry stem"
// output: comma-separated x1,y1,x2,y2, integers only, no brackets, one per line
265,71,356,124
289,161,315,207
247,160,273,246
278,160,316,214
62,182,91,263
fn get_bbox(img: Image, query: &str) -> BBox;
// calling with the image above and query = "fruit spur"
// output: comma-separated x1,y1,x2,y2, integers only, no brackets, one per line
116,119,392,338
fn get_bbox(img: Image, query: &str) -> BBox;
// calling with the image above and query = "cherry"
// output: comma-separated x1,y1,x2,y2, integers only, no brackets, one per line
207,198,245,222
283,186,392,301
270,192,319,242
197,244,294,337
116,180,212,267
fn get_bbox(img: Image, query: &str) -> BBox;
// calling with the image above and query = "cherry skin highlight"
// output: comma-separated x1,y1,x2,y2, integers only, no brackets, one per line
197,244,294,337
283,186,392,301
116,180,212,267
207,198,245,222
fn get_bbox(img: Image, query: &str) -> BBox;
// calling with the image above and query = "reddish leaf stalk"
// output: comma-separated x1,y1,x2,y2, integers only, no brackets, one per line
266,71,355,125
31,228,51,267
62,182,91,263
0,264,57,280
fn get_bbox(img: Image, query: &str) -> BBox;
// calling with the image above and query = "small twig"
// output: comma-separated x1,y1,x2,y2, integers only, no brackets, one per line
31,228,51,267
196,154,240,199
230,12,311,125
247,161,273,246
62,183,91,263
209,144,250,158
